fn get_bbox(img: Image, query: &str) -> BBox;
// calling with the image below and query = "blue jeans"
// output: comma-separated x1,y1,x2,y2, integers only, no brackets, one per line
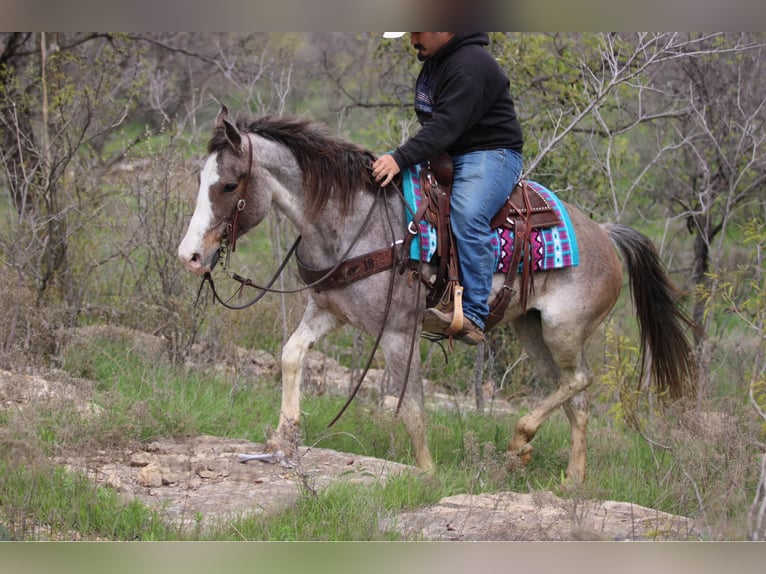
450,148,523,331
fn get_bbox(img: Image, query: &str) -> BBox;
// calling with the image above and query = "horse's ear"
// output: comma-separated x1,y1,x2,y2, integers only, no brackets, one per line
215,104,242,154
215,104,229,127
222,117,242,154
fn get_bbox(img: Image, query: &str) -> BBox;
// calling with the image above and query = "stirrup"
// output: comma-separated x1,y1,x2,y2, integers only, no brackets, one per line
448,285,464,333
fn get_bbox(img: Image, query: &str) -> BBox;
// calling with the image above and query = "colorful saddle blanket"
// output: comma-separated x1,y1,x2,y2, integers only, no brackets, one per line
402,164,580,273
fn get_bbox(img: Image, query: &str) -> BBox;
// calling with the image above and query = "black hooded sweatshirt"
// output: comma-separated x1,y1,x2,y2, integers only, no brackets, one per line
391,32,523,170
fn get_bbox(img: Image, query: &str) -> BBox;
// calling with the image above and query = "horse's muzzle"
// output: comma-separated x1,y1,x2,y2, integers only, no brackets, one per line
179,247,220,276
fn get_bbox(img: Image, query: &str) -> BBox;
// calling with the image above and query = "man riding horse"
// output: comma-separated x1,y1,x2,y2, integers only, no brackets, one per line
372,32,524,345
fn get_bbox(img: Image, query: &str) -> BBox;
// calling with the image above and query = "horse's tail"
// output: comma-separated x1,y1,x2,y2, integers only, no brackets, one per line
605,223,698,399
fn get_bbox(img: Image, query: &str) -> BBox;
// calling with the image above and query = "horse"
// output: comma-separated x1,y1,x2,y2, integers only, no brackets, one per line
177,105,697,482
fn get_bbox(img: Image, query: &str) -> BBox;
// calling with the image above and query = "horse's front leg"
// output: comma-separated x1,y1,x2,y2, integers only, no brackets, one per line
246,297,338,465
381,331,434,473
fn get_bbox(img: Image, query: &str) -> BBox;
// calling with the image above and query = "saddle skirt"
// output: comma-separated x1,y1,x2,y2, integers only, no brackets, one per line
401,164,580,274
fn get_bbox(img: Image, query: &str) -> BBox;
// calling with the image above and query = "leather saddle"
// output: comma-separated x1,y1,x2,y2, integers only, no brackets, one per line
413,151,561,333
296,152,562,336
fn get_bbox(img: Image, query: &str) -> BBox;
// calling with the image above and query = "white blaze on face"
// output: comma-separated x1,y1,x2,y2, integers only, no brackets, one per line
178,154,219,271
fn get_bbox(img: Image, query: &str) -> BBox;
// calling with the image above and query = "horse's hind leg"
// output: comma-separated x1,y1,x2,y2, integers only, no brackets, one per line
509,359,593,482
262,297,339,463
508,311,593,482
506,312,559,462
562,391,590,482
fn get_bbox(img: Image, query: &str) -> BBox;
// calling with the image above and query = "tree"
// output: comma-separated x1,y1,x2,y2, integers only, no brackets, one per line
1,33,140,305
653,35,766,344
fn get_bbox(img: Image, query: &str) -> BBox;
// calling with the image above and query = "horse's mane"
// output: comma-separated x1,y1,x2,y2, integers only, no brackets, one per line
208,114,378,222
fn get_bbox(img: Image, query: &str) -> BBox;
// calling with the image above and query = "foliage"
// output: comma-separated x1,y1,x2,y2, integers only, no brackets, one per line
0,34,144,309
599,327,644,432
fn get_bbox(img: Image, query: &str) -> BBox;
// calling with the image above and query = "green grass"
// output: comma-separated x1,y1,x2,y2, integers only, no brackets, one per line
218,482,398,541
60,337,282,445
0,462,172,541
205,473,458,541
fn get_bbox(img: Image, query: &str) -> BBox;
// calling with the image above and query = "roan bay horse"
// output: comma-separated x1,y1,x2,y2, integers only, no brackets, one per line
178,105,697,482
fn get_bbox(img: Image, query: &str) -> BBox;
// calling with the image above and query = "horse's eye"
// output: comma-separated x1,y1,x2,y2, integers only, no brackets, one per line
223,183,239,193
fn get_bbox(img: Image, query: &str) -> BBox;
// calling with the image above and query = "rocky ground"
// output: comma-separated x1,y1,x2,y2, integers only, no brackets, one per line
0,328,701,540
52,433,697,540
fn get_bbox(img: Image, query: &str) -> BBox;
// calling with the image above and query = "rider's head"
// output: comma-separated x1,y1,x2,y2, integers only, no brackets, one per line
410,33,455,59
384,32,456,60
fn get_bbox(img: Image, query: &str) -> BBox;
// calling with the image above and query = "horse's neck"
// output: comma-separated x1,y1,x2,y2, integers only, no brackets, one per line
293,189,402,269
305,191,391,266
248,133,307,228
248,134,404,266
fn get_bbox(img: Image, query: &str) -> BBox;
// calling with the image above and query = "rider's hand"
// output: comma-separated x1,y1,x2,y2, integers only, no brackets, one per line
372,154,401,187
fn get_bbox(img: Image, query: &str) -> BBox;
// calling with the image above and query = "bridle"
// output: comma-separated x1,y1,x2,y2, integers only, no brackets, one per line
226,134,254,254
199,180,392,311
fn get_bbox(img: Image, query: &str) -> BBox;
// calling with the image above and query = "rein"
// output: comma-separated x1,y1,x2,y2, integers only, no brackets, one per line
200,183,389,312
196,235,302,311
327,184,423,426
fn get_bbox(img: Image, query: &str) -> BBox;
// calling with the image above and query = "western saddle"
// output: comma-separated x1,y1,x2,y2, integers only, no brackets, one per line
296,152,561,336
406,152,561,334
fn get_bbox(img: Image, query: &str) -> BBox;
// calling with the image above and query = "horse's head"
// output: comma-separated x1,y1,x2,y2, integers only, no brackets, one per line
178,105,270,275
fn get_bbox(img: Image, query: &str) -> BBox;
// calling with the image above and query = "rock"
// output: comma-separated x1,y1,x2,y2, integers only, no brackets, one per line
64,435,700,540
136,463,164,488
382,491,701,541
129,452,154,467
99,467,125,491
65,435,416,530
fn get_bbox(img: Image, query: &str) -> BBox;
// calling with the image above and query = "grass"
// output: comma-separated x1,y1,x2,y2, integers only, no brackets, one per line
0,327,761,540
218,481,401,541
212,471,464,541
0,462,172,541
59,335,283,445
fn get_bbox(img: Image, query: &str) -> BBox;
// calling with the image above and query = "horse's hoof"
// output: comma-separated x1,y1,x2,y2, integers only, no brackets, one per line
517,444,533,465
